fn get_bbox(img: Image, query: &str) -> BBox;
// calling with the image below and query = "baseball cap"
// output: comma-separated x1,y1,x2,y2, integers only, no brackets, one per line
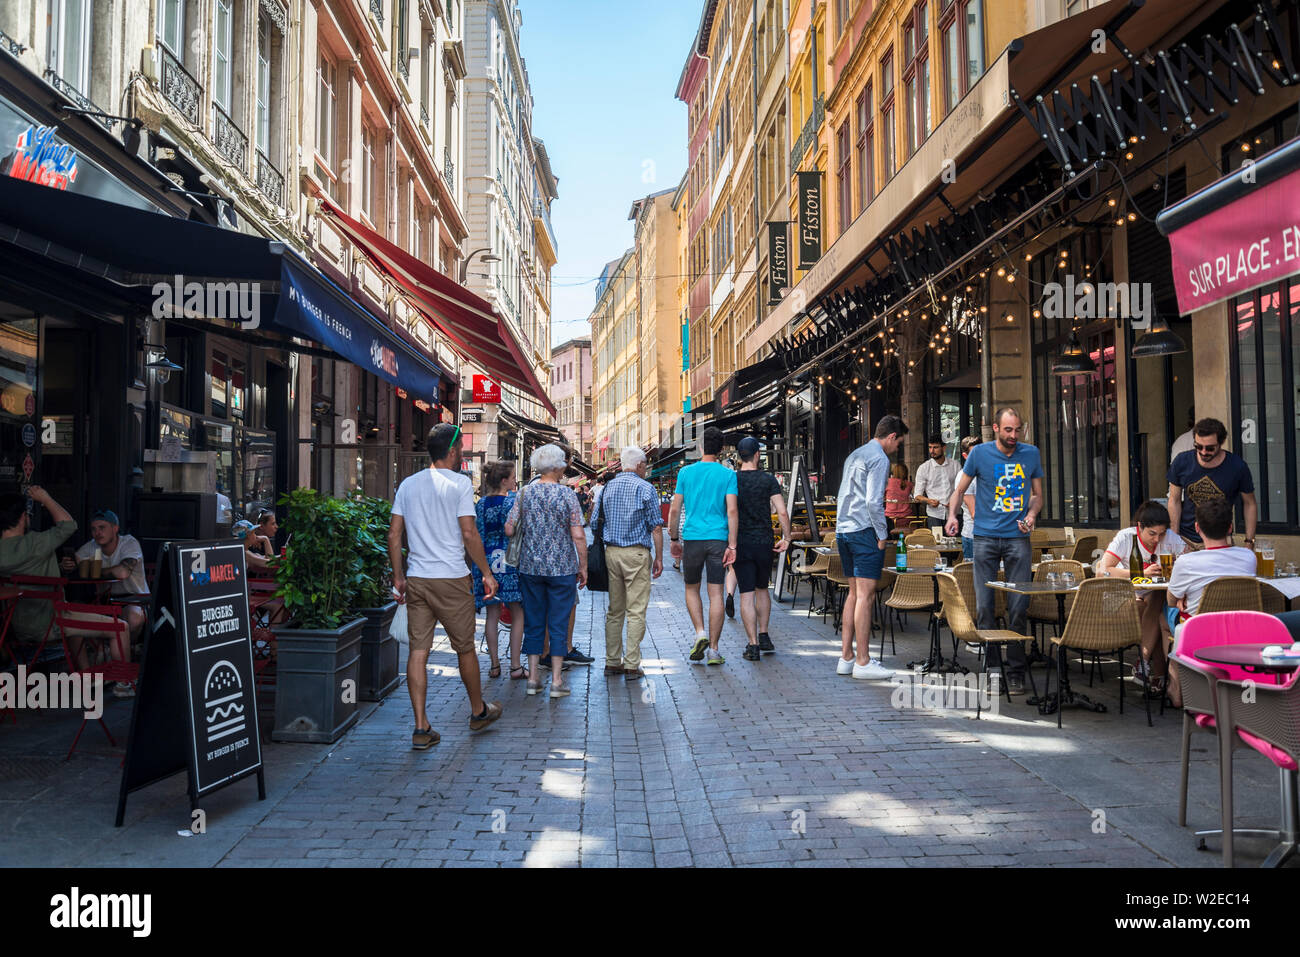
736,436,762,455
90,508,120,527
232,520,255,537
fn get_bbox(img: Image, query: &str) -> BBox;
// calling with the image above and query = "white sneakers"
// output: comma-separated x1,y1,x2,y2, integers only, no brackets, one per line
836,657,893,679
852,659,893,680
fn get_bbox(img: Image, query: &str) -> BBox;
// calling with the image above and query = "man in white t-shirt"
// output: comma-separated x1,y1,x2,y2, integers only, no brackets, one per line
1096,500,1187,700
60,508,148,643
389,423,502,750
1168,498,1258,626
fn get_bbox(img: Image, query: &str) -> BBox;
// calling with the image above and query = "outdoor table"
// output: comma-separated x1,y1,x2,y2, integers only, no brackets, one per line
893,566,965,675
1261,575,1300,610
1192,643,1299,868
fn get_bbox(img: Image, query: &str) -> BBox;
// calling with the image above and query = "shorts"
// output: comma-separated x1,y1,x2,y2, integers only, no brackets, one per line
405,576,476,655
733,542,774,593
682,539,727,586
837,529,884,580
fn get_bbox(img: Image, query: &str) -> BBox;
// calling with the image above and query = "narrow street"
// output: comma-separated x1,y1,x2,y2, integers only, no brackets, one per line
5,568,1286,868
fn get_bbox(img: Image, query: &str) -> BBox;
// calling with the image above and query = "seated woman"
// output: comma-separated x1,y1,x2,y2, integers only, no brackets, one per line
1095,499,1186,702
884,462,914,532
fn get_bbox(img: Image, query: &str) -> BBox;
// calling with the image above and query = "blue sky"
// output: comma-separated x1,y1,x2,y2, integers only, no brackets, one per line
521,0,700,344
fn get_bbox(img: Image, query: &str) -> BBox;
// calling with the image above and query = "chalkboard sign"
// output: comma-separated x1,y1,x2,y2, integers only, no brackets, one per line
116,541,264,826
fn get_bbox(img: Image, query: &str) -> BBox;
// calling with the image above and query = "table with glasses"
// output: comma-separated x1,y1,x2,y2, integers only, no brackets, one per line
1193,643,1299,868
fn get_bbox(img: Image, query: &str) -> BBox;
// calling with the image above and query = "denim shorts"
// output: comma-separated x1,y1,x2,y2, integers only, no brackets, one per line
837,529,884,580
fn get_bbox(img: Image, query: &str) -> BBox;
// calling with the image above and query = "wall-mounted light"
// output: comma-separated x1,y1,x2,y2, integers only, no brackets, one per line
146,347,183,384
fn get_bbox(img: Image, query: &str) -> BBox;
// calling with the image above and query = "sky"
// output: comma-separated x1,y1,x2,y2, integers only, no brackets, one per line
520,0,702,345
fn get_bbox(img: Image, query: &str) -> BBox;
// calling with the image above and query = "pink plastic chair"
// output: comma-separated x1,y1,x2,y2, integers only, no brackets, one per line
1173,611,1298,866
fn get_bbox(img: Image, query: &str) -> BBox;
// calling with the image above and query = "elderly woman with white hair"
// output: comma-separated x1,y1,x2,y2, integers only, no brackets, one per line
505,443,588,697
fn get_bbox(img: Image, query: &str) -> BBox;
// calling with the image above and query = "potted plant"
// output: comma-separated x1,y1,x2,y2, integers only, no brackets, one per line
270,488,366,743
348,491,400,701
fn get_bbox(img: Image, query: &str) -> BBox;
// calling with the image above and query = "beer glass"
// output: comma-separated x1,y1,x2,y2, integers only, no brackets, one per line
1259,540,1275,578
1159,552,1174,579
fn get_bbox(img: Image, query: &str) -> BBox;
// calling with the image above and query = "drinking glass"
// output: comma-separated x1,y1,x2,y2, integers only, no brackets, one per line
1287,562,1297,577
1158,552,1174,579
1260,540,1276,578
1061,572,1076,588
1046,572,1060,587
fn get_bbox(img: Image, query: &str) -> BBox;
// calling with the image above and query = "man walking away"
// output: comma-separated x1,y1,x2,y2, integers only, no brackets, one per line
596,447,664,680
390,424,503,750
913,435,962,531
733,436,792,660
945,407,1044,696
835,416,908,679
667,426,738,666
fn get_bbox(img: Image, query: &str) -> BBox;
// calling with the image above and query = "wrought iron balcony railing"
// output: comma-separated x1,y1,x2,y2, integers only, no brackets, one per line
789,94,825,171
158,44,201,127
0,28,25,56
44,70,115,130
396,47,409,82
211,102,248,170
369,0,384,28
256,149,284,207
444,146,455,187
420,103,430,129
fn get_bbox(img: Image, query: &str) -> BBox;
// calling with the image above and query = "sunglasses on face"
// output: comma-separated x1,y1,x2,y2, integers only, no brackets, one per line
1194,443,1218,454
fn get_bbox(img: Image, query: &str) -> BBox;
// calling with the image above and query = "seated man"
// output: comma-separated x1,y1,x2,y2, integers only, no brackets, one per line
1167,498,1257,632
1096,500,1186,700
232,520,271,571
1,489,128,684
60,508,148,644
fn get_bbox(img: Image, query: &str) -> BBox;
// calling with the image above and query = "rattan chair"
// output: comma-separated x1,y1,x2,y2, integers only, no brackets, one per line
1261,582,1287,615
883,567,940,661
1069,535,1098,565
792,548,831,611
905,529,935,547
825,552,853,628
1197,577,1263,615
1027,559,1087,673
1030,529,1054,554
937,573,1032,717
904,547,940,569
1046,577,1150,728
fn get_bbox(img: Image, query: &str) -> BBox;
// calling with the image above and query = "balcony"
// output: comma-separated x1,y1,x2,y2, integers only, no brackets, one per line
789,94,825,171
495,278,516,321
1,28,25,57
211,102,248,170
396,47,409,82
256,150,284,207
43,70,115,131
369,0,384,28
443,146,455,187
421,103,430,130
158,44,201,127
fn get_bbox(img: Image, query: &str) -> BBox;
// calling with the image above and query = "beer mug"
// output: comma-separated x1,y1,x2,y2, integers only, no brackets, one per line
1259,540,1275,578
1158,552,1174,580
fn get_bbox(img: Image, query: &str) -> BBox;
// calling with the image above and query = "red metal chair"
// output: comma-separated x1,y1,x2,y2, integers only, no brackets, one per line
246,579,282,689
53,601,138,760
1,575,67,665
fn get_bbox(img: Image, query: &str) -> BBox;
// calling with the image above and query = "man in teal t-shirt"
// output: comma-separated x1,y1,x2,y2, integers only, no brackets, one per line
668,426,738,665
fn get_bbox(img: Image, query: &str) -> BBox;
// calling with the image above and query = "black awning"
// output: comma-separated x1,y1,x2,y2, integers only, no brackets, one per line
0,172,449,399
1157,136,1300,236
716,354,784,414
713,384,785,434
498,407,565,443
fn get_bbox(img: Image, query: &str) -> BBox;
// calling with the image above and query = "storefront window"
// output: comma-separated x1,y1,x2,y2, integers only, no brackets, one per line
1231,278,1299,530
0,316,39,496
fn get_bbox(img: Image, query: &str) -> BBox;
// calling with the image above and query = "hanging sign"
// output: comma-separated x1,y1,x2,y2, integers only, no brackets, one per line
768,222,790,304
797,172,823,269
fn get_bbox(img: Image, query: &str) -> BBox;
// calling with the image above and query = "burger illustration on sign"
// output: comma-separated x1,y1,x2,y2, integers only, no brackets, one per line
204,660,246,744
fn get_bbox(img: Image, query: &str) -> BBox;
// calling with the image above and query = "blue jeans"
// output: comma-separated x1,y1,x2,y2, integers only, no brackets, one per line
962,537,973,562
973,535,1031,675
520,573,577,657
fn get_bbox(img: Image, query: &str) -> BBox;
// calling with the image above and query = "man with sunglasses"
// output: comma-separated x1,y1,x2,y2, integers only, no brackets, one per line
1166,418,1257,547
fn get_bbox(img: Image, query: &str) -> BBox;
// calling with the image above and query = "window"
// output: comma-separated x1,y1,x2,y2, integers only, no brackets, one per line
361,126,375,220
49,0,93,94
939,1,982,115
316,53,339,194
903,1,930,156
880,51,896,181
158,0,185,56
856,84,873,210
256,13,272,154
836,121,852,233
213,0,233,112
836,0,851,36
964,0,984,93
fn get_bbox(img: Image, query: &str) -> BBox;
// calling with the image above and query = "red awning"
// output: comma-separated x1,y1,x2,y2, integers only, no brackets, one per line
317,196,555,415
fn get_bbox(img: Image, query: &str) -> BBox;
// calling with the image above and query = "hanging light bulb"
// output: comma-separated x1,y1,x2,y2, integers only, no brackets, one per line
996,266,1006,277
1131,313,1188,358
1052,328,1097,376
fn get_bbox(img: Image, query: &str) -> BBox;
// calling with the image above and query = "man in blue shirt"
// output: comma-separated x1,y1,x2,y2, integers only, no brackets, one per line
835,415,908,680
668,426,738,665
1165,417,1257,546
945,407,1043,695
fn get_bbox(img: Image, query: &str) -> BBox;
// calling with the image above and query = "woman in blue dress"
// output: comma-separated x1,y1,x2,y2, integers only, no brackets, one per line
473,461,525,679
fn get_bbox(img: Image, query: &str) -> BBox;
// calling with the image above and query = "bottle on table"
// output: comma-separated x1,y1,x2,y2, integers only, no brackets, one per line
1129,538,1143,580
896,533,907,572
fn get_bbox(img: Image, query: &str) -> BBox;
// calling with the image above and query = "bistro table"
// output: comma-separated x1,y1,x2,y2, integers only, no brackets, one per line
987,579,1100,715
1192,643,1299,868
891,565,966,675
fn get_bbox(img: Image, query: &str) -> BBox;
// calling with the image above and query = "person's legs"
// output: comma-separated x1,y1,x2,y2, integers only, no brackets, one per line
546,576,577,688
704,541,727,648
840,584,857,663
682,541,707,637
484,603,502,670
1002,537,1031,675
734,547,759,645
436,576,486,717
507,602,525,673
755,587,772,632
972,537,1000,667
852,578,879,665
566,602,577,652
404,578,437,732
622,550,651,670
605,546,631,666
520,573,548,688
1138,592,1168,678
962,537,973,562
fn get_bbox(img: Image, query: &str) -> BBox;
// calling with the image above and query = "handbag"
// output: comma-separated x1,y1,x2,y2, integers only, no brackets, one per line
586,486,610,593
505,488,526,567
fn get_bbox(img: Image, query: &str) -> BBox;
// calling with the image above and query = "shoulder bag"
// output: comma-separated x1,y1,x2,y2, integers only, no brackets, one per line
586,483,610,593
505,488,526,567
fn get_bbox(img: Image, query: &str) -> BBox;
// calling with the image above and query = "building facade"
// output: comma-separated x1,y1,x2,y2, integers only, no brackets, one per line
590,251,637,466
550,337,592,460
631,189,684,450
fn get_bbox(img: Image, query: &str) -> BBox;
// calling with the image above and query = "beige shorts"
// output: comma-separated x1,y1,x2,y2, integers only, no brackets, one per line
405,576,476,655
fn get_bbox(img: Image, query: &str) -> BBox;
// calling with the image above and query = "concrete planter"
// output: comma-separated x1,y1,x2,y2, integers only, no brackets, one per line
356,601,400,701
271,616,364,743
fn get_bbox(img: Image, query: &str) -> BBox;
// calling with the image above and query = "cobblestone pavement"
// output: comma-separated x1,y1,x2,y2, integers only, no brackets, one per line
3,569,1289,867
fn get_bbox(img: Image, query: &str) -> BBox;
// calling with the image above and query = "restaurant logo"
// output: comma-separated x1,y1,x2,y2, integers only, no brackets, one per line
473,374,501,404
49,888,151,937
797,172,822,269
7,124,78,190
369,339,399,377
1040,277,1152,328
152,274,262,329
188,548,240,586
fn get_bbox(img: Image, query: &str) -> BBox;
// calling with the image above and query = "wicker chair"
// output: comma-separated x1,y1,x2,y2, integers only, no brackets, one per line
905,529,935,547
1070,535,1098,565
904,547,940,569
937,573,1032,717
1030,528,1054,554
883,568,940,660
1047,577,1149,728
824,552,853,628
1197,577,1263,615
792,548,832,611
1261,582,1288,615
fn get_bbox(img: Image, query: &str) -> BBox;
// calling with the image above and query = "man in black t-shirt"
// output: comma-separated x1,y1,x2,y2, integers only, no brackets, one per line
1166,417,1257,546
733,436,792,660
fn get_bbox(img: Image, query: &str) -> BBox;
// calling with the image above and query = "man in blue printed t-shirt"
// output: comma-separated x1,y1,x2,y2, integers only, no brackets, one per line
668,426,738,666
945,407,1044,695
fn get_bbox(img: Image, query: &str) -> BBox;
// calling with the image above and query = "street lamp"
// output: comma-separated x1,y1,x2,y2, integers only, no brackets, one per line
458,247,501,284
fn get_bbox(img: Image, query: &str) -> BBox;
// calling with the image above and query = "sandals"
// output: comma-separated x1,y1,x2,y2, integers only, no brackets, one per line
510,666,529,680
488,661,501,679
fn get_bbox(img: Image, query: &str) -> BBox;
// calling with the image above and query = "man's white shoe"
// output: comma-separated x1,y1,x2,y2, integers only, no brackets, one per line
836,657,855,675
852,659,893,680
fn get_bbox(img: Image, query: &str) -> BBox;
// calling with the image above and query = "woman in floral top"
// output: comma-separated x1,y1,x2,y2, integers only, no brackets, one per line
505,444,588,698
473,461,525,679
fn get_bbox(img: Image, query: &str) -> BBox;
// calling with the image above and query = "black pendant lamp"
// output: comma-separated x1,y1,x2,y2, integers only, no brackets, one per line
1131,314,1188,358
1051,328,1096,376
